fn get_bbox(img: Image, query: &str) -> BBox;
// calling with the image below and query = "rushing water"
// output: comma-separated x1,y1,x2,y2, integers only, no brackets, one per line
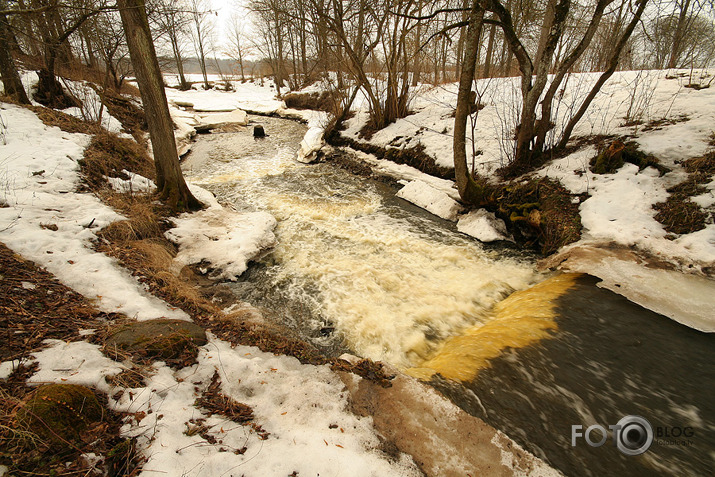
184,116,714,476
184,117,540,368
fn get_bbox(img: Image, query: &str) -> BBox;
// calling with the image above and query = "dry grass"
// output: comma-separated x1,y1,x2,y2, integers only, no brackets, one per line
283,91,334,112
196,371,255,423
590,140,670,175
495,178,582,255
94,87,147,140
653,151,714,235
0,363,140,476
80,130,155,192
326,134,454,180
28,104,102,135
0,242,112,362
331,359,395,388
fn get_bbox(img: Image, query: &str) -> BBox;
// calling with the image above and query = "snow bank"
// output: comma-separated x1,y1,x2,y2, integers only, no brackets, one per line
396,180,463,221
551,247,715,332
165,186,276,280
0,103,188,321
296,126,324,163
457,209,511,242
169,105,198,156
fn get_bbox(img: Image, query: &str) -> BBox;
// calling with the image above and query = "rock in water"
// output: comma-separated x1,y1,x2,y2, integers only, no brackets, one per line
253,125,266,137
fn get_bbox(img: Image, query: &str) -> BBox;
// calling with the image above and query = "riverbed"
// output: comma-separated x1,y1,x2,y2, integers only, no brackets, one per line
182,115,714,476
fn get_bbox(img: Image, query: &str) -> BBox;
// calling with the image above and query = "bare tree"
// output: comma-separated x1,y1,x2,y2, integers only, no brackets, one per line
225,10,252,81
117,0,201,210
154,0,192,89
189,0,214,89
453,0,489,203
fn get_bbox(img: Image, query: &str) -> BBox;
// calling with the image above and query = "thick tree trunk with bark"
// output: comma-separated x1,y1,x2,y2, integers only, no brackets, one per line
0,5,30,104
117,0,201,211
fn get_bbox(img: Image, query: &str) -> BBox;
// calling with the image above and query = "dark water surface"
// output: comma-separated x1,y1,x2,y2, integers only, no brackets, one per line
434,275,714,476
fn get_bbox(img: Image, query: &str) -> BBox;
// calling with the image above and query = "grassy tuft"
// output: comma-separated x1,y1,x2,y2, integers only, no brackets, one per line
80,130,154,191
283,91,334,112
653,151,714,235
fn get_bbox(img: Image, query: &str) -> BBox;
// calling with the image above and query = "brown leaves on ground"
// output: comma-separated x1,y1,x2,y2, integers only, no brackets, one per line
196,371,254,423
331,358,395,388
0,242,111,362
0,364,141,477
195,371,271,442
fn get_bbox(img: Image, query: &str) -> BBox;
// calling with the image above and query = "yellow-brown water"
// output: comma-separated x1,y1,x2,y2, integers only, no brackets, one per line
407,273,580,381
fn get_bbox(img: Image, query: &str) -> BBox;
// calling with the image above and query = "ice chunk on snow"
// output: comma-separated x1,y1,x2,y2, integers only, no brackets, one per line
296,126,324,163
195,109,248,132
165,188,277,280
396,180,463,221
457,209,511,242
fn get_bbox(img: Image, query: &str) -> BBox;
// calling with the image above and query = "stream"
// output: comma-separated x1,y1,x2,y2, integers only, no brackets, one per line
183,115,714,476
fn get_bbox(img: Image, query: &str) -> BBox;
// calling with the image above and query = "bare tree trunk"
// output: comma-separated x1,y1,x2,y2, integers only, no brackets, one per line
117,0,201,211
454,0,489,204
170,33,189,90
482,21,497,78
0,4,30,104
534,0,612,153
667,0,691,69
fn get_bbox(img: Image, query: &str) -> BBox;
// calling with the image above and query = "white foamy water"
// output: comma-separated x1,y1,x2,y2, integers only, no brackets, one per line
185,118,541,368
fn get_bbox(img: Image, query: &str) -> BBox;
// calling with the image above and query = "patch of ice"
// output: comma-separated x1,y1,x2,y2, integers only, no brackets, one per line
296,126,324,163
564,256,715,332
457,209,511,242
396,180,463,221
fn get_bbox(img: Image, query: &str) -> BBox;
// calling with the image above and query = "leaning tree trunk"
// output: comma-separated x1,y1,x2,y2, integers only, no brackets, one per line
117,0,201,211
556,0,648,151
0,5,30,104
453,0,490,205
